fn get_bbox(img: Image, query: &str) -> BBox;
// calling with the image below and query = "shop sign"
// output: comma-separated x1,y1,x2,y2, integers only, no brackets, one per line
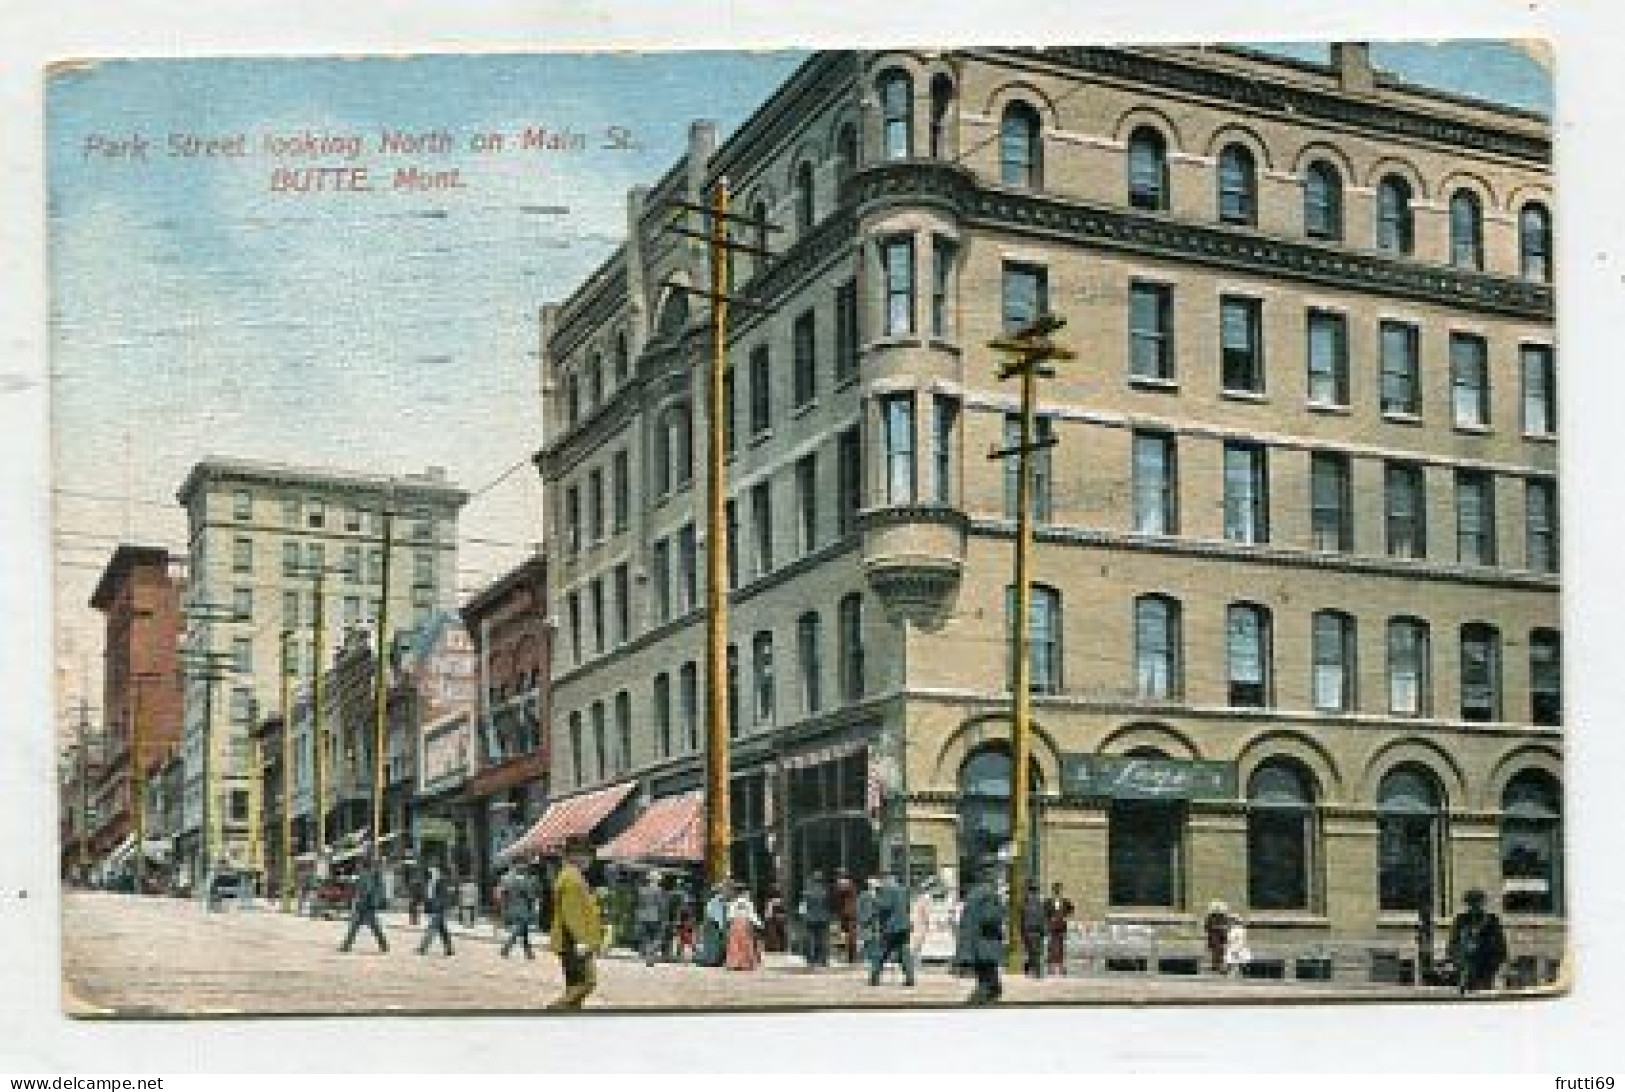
1060,754,1237,800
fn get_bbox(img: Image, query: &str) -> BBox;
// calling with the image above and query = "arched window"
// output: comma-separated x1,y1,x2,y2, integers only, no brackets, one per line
835,123,858,187
613,332,629,383
879,69,913,160
1217,144,1256,225
587,352,603,410
1248,761,1317,910
1134,594,1182,700
1007,583,1062,694
794,161,815,234
655,289,690,338
1128,127,1169,211
1377,175,1414,254
1226,603,1272,708
1450,189,1484,270
749,199,771,281
1000,102,1041,188
1460,623,1502,722
1304,161,1343,240
1530,628,1561,726
1311,610,1357,712
1387,617,1431,716
1501,770,1562,915
1109,745,1186,907
1378,765,1445,914
929,74,953,159
957,744,1042,892
1520,202,1552,282
838,592,865,701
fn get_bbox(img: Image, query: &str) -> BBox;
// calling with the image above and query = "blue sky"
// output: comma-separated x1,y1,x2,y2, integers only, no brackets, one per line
48,42,1550,699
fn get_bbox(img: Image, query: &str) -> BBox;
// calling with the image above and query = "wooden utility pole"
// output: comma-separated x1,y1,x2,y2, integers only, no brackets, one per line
370,506,394,854
311,568,329,866
988,313,1072,972
279,630,294,912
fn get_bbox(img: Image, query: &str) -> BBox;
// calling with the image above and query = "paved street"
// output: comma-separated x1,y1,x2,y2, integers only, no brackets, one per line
63,891,1455,1017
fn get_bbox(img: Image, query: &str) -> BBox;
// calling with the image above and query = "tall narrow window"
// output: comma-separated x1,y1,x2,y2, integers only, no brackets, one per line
653,416,672,499
651,538,671,623
1451,334,1490,429
1460,623,1503,722
933,394,959,505
798,611,823,715
1304,161,1343,240
1248,762,1317,911
722,365,736,456
591,702,607,779
836,426,862,536
680,661,699,750
1002,262,1047,334
614,692,631,774
1007,584,1063,694
882,393,917,504
1310,451,1353,552
1134,594,1181,699
835,123,858,186
1129,282,1174,381
612,449,630,532
1128,127,1168,211
1220,296,1264,394
1501,770,1562,914
1377,176,1414,254
1000,102,1041,188
794,161,815,234
565,373,580,428
796,453,818,555
725,499,739,590
671,403,693,488
882,236,915,336
1133,432,1177,535
677,523,698,614
839,592,866,701
654,673,671,758
1380,321,1421,416
1223,442,1269,544
568,712,583,785
1530,629,1561,726
726,645,741,739
1526,478,1559,574
587,468,605,542
1312,611,1357,712
1307,310,1349,406
1387,617,1431,716
751,481,774,577
589,578,605,653
1520,203,1553,282
232,537,253,573
748,345,772,436
612,563,630,644
929,75,952,159
792,309,817,408
614,331,629,384
1521,345,1556,436
1385,462,1427,559
1226,603,1271,708
880,70,913,160
1456,470,1497,566
1002,413,1053,522
752,630,776,725
587,352,603,410
931,236,957,339
1109,748,1185,908
1217,144,1256,225
834,279,859,383
1450,190,1484,270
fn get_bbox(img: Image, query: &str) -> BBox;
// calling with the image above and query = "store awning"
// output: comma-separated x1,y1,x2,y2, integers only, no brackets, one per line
497,780,635,864
600,791,704,864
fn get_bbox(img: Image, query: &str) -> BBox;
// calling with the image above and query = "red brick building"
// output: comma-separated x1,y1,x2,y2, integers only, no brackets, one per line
88,545,185,879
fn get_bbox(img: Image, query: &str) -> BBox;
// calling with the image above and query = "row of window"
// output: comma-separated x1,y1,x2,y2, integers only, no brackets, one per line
226,490,436,539
1010,585,1560,725
563,595,869,786
561,331,633,432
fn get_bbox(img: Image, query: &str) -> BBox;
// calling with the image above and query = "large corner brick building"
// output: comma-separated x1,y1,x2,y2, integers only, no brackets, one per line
534,46,1560,975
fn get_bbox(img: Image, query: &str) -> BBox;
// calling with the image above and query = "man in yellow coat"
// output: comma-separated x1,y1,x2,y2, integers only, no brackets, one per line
548,834,604,1009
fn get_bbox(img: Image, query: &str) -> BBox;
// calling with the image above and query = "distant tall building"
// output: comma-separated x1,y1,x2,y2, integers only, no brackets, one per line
174,458,468,884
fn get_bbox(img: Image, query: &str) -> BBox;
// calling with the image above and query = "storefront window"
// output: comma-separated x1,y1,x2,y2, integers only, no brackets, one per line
788,749,876,898
1247,761,1316,911
955,744,1041,893
1501,770,1561,915
1377,766,1445,914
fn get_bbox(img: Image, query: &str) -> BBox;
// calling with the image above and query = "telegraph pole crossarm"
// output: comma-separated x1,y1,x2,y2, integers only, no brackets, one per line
987,312,1072,973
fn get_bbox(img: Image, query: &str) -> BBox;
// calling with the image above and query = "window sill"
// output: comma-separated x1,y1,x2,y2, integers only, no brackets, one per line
834,373,860,393
1105,911,1192,925
1522,431,1558,444
1382,411,1424,426
791,400,818,420
1129,375,1179,393
1306,401,1352,416
749,429,773,449
1244,914,1331,929
926,337,962,355
1453,423,1493,436
868,335,923,352
1219,389,1269,404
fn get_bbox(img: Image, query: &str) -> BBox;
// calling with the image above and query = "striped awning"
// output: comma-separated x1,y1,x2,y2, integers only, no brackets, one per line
498,780,636,863
600,791,704,864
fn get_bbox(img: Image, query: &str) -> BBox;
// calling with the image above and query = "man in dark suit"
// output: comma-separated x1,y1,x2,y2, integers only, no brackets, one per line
866,871,916,987
1449,889,1508,993
338,851,389,953
1021,879,1046,978
417,866,454,956
499,865,538,959
799,870,832,968
955,860,1005,1004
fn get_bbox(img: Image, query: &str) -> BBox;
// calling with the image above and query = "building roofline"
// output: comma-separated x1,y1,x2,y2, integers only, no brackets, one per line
89,544,174,610
460,554,548,626
176,457,470,508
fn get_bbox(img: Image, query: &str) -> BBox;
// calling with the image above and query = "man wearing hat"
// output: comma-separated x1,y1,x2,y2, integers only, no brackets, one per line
1448,889,1508,994
499,863,539,960
338,850,389,954
1020,879,1046,978
548,834,604,1009
954,858,1006,1004
799,870,832,968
